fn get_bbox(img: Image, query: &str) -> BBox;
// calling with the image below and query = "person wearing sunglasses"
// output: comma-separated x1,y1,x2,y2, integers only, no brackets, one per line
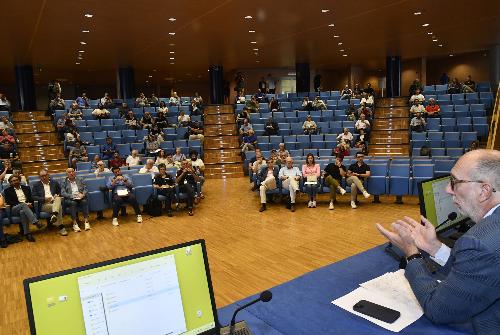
376,149,500,333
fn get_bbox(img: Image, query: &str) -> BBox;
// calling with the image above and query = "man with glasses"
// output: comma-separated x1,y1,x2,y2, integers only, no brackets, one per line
4,175,43,242
31,169,66,236
61,168,91,232
377,149,500,333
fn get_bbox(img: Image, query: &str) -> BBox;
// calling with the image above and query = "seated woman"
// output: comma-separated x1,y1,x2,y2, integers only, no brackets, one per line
153,164,176,217
333,142,350,157
68,101,83,120
169,91,180,106
302,153,320,208
140,111,154,129
124,111,141,130
69,140,88,168
269,97,280,111
135,92,149,107
245,96,260,113
340,85,353,100
322,155,347,210
236,107,250,127
302,115,318,135
145,134,161,157
155,110,170,129
177,111,191,127
313,97,327,110
157,101,169,114
91,104,110,119
155,150,169,166
425,98,441,118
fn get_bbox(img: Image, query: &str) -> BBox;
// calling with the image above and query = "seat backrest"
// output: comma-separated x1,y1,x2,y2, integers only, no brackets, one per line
412,164,434,177
132,173,153,187
389,164,410,177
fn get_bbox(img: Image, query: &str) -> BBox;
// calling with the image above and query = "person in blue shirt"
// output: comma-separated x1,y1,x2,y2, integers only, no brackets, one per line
106,166,142,226
76,93,89,108
101,137,117,160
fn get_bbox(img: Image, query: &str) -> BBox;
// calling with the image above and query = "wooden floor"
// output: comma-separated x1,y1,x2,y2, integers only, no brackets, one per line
0,177,420,334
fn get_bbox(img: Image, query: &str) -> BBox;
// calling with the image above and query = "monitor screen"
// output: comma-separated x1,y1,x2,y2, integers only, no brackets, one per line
418,175,469,232
24,240,219,335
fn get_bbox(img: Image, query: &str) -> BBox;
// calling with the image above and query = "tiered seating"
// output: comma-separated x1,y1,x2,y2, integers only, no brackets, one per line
410,131,477,157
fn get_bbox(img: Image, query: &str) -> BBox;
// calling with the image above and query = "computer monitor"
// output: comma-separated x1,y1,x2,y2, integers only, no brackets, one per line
24,239,219,335
418,175,470,232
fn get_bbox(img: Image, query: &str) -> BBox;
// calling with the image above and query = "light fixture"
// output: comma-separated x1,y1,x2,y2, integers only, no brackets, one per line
170,51,175,54
84,13,93,18
169,43,175,46
432,39,438,42
169,32,176,36
253,48,259,51
170,57,175,60
75,62,80,65
342,54,348,57
244,15,252,19
256,60,260,63
338,42,343,45
82,30,90,33
339,49,345,52
78,50,85,53
80,41,87,45
449,54,454,57
438,44,443,47
422,23,430,27
250,41,257,44
249,30,255,33
427,32,433,35
413,11,422,15
145,80,149,83
328,23,335,27
321,9,330,13
333,35,340,38
168,17,176,22
170,62,175,65
148,75,153,78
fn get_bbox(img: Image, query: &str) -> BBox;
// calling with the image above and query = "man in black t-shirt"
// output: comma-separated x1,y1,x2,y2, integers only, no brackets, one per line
347,153,371,209
153,164,176,216
323,156,347,210
175,160,199,216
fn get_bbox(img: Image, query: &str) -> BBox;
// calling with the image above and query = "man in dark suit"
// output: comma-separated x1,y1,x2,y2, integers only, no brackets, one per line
31,169,66,235
377,149,500,334
4,175,43,242
264,117,279,136
257,159,280,212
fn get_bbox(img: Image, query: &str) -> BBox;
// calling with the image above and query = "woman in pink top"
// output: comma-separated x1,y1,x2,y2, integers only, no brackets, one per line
302,153,321,208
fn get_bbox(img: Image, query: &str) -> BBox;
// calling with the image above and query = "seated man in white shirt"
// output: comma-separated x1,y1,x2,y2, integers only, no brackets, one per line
337,128,353,146
355,114,370,135
60,168,90,232
93,160,110,176
409,88,426,104
410,100,426,117
126,150,142,167
279,157,302,212
139,159,159,178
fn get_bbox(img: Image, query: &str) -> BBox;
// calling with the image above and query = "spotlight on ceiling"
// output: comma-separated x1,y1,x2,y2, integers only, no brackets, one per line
84,13,93,18
244,15,252,19
422,23,430,27
413,12,422,15
169,17,176,22
321,9,330,13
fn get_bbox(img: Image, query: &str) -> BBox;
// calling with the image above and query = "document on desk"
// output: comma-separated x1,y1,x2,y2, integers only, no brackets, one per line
332,270,423,332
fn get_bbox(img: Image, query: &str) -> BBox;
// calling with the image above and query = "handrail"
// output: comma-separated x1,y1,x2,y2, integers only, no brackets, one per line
486,83,500,150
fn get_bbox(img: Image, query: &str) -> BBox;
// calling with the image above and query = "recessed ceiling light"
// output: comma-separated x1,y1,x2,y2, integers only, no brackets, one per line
254,52,259,55
432,39,438,42
145,80,149,83
78,50,85,53
82,30,90,33
170,62,175,65
84,13,93,18
169,51,175,54
342,54,348,57
250,41,257,44
333,35,340,38
168,17,176,22
438,44,443,47
169,32,176,36
244,15,252,19
339,49,345,52
328,23,335,27
422,23,430,27
169,43,175,46
449,54,454,57
321,9,330,13
256,60,260,63
414,11,422,15
249,30,255,33
153,69,157,72
75,62,80,65
253,48,259,51
338,42,343,45
170,57,175,60
427,32,433,35
148,75,153,78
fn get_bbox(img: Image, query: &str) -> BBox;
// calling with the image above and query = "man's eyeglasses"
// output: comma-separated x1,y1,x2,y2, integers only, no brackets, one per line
449,175,496,192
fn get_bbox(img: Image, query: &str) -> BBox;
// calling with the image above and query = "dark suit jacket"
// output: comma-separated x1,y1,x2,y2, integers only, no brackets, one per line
257,166,279,183
4,185,34,206
405,206,500,334
31,180,61,203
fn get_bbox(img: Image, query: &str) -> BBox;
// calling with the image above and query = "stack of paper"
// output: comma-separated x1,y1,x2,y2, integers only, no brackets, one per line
332,270,424,332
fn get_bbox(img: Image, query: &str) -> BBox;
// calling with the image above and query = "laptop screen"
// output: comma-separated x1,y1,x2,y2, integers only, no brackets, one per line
24,240,219,335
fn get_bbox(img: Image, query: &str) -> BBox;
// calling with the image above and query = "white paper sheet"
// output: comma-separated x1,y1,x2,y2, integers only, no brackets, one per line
332,270,424,333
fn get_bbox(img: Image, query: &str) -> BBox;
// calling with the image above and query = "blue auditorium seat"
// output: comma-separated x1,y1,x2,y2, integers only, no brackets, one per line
427,132,443,147
132,174,154,205
443,132,461,148
434,159,455,177
367,163,388,195
388,164,411,196
86,178,109,212
412,164,434,195
446,148,464,158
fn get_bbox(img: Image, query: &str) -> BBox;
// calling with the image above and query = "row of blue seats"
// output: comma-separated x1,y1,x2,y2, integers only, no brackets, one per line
73,116,202,132
410,147,466,157
75,128,198,145
252,122,356,137
72,141,201,158
423,83,491,93
411,131,477,144
63,96,196,109
423,94,492,108
425,117,487,135
236,99,354,111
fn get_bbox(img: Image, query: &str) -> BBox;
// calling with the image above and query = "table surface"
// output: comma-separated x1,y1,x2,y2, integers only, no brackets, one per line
217,245,473,335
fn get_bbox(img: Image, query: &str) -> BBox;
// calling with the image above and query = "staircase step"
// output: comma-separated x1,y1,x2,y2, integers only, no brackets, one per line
204,124,238,136
204,148,243,164
12,111,51,122
376,97,409,108
15,120,55,133
17,133,61,147
22,159,68,176
369,144,409,156
18,146,65,162
374,107,409,118
204,114,236,125
204,136,240,149
204,163,245,178
204,105,235,115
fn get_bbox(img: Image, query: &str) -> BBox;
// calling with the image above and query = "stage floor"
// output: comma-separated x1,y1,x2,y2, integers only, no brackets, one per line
0,177,420,334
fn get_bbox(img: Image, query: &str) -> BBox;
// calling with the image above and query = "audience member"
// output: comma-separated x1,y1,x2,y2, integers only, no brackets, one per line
364,83,375,96
463,75,476,92
101,137,117,160
301,97,313,111
313,96,327,110
100,93,113,108
76,93,89,108
302,115,318,135
68,101,83,120
323,156,347,210
410,112,427,132
425,98,441,118
409,88,425,104
169,91,180,106
165,152,181,168
340,85,353,100
140,111,154,129
31,169,66,235
189,150,205,198
277,143,289,162
157,100,169,114
337,128,353,146
153,163,175,216
155,109,170,129
107,167,142,226
92,105,110,119
353,84,363,98
4,175,42,242
333,142,350,157
241,129,257,153
269,97,280,111
155,150,169,166
355,114,370,134
145,134,161,157
410,100,426,117
279,157,302,212
236,107,250,127
264,117,279,136
447,78,461,94
360,92,374,108
69,141,88,168
246,96,260,113
118,102,130,118
302,153,320,208
176,160,199,216
109,152,126,169
135,92,149,107
409,78,423,96
258,159,279,212
149,93,159,107
357,103,372,121
177,110,191,127
61,168,90,232
93,160,110,176
124,111,141,130
0,93,11,111
346,153,371,208
188,121,204,144
139,159,159,178
239,118,253,137
49,93,65,112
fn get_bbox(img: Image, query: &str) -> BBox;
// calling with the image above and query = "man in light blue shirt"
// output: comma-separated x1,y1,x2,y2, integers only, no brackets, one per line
279,157,302,212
